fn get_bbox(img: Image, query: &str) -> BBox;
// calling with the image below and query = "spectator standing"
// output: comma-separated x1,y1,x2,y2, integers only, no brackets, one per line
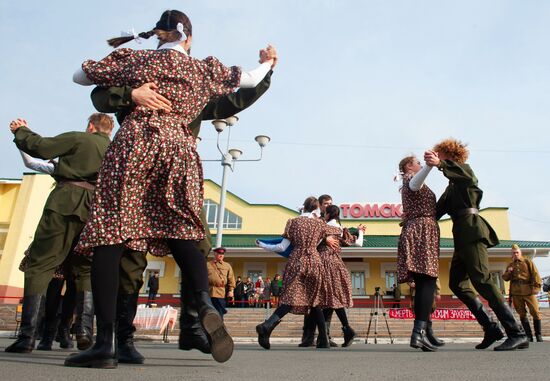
207,247,236,320
146,272,159,307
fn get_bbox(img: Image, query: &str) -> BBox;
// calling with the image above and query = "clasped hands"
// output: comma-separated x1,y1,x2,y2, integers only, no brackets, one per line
9,118,28,134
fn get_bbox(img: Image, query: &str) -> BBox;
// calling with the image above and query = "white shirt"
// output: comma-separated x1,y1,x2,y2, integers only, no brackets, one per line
326,219,364,247
19,150,55,174
408,166,433,192
256,212,316,253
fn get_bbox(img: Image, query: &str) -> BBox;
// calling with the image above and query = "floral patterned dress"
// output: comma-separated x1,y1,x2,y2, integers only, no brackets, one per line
318,224,356,309
397,174,440,283
279,217,341,314
75,48,241,256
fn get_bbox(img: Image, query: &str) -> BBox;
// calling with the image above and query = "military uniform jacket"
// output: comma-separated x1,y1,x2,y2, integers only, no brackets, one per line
435,160,499,248
502,257,542,296
14,127,110,221
207,260,236,299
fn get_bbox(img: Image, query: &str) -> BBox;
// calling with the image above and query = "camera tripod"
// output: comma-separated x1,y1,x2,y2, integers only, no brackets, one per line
365,288,394,344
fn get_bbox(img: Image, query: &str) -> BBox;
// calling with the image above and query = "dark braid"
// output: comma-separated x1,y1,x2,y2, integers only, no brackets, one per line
106,10,192,48
107,29,155,48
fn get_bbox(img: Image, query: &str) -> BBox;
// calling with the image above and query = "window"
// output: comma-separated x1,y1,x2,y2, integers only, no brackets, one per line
351,271,366,296
491,272,505,294
203,199,242,230
385,271,397,294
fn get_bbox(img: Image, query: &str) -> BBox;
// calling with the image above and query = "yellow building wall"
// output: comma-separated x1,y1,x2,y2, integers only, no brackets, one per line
0,183,20,225
0,174,55,301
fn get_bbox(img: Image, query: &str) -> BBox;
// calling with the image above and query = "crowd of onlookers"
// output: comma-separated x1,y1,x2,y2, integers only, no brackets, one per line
230,274,283,308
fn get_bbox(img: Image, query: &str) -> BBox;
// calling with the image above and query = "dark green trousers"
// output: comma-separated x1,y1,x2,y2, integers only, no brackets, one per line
117,209,212,295
25,210,85,296
119,250,148,294
449,240,505,310
70,254,92,292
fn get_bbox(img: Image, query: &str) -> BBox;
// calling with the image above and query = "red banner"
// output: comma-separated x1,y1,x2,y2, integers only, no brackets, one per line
389,308,476,320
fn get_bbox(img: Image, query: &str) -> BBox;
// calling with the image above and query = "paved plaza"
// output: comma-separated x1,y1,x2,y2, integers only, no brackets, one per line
0,338,548,381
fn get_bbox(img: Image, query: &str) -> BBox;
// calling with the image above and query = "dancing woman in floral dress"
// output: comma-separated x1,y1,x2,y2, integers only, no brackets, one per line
67,10,276,368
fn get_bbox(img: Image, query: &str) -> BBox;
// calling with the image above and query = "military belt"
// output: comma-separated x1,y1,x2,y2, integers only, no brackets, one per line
451,208,479,222
60,180,96,191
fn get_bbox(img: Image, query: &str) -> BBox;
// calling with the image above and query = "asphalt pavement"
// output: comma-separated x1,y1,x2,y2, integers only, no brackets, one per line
0,338,548,381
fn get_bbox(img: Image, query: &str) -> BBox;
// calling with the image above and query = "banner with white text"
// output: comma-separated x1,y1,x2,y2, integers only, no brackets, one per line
388,308,476,320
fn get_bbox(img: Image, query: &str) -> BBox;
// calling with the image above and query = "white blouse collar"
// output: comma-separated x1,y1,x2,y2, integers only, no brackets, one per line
300,212,315,218
327,219,341,228
158,41,188,55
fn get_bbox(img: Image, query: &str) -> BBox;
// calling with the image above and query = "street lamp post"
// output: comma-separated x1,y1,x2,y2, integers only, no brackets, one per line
202,117,270,249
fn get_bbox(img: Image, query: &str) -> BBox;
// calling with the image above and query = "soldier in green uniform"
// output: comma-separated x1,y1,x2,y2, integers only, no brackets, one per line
502,244,543,342
425,139,528,351
90,69,273,363
6,114,115,353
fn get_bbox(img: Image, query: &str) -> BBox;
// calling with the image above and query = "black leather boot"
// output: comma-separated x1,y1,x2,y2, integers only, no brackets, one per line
194,290,233,363
465,298,504,349
493,303,529,351
298,314,315,347
37,317,58,351
521,319,534,342
74,291,94,350
342,325,356,347
117,292,144,364
179,287,210,354
410,320,437,352
534,319,543,342
5,295,42,353
316,331,331,349
426,320,445,347
256,313,282,350
64,321,117,368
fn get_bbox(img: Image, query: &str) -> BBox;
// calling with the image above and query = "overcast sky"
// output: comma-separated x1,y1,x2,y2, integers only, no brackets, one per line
1,1,549,273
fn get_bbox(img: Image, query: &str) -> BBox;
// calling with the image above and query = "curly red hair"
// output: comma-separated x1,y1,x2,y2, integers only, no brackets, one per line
433,139,469,163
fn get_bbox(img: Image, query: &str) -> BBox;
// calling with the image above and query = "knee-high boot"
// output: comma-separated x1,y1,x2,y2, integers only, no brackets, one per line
465,298,504,349
298,314,315,347
520,318,533,342
492,303,529,351
194,290,233,363
74,291,94,350
410,320,437,352
6,295,43,353
178,286,210,353
534,319,543,342
117,292,144,364
37,317,58,350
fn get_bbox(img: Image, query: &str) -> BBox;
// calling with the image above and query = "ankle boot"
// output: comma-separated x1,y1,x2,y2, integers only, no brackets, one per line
426,320,445,347
37,317,58,351
298,314,315,347
57,322,74,349
5,295,42,353
342,325,356,347
256,313,281,350
117,292,144,364
492,303,529,351
410,320,437,352
179,287,210,354
194,290,233,363
74,291,94,350
521,319,534,342
533,319,543,342
316,331,331,349
64,321,117,368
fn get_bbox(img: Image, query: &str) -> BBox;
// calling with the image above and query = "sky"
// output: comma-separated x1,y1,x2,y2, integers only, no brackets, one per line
1,1,549,272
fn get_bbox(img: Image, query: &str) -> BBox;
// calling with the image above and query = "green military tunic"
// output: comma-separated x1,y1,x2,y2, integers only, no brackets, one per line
436,160,504,309
91,72,273,294
14,127,111,295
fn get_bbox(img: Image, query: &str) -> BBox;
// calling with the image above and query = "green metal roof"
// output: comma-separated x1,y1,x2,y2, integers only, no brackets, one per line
216,234,550,249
